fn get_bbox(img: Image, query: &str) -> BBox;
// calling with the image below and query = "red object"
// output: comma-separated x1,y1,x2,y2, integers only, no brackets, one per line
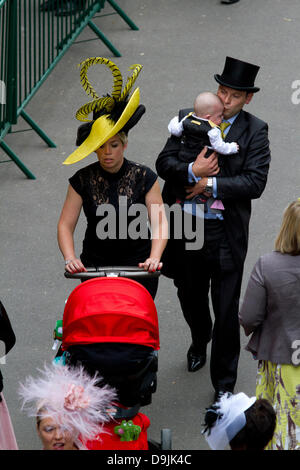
85,411,150,450
62,278,160,351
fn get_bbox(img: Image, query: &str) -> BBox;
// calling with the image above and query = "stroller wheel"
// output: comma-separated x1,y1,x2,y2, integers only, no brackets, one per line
147,438,161,450
161,428,172,450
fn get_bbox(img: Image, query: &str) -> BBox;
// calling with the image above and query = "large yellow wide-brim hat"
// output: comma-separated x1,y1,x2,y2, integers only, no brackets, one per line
63,58,144,165
64,87,140,165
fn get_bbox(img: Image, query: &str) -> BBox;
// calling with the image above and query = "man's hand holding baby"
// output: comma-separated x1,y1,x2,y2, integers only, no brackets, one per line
191,147,219,178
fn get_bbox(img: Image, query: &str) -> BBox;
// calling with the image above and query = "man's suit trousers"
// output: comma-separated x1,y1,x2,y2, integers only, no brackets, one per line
174,218,242,392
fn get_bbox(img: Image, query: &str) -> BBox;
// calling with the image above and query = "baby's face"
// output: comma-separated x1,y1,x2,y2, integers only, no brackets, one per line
209,104,224,126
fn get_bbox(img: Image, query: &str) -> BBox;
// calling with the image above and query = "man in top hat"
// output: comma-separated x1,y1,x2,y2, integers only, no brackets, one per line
156,57,271,403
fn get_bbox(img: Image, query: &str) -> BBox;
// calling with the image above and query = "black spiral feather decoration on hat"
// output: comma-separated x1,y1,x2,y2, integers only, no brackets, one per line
75,58,143,122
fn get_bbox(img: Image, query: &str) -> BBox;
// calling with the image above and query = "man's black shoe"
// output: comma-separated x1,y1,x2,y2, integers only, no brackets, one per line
221,0,240,4
187,344,206,372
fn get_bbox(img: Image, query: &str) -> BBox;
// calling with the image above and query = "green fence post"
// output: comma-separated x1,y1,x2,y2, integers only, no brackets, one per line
88,20,121,57
1,0,36,179
20,110,56,148
106,0,139,30
0,140,36,179
6,0,17,124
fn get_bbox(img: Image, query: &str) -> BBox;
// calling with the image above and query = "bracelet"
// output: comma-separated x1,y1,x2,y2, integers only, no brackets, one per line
64,259,73,266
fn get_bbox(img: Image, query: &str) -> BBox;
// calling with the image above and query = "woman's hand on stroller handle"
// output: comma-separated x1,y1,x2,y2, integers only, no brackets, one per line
138,257,162,273
64,258,87,274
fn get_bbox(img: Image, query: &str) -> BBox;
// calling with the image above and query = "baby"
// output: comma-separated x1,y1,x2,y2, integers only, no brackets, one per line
168,91,239,162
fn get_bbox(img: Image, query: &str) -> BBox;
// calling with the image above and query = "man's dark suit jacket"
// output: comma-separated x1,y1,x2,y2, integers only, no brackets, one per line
156,108,271,273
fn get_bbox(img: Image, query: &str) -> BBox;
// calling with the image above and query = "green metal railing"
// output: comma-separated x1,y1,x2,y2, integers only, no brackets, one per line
0,0,138,179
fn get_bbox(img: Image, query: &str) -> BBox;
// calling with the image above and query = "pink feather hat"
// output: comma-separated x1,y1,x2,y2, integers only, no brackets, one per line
19,362,117,448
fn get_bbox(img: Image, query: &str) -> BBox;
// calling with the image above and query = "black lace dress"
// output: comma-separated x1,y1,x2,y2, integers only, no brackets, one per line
69,158,159,297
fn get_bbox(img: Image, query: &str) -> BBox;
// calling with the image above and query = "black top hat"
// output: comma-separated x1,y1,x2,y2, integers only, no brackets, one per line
214,56,260,93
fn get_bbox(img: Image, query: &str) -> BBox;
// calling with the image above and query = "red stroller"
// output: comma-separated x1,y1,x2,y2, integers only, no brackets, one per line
57,268,171,450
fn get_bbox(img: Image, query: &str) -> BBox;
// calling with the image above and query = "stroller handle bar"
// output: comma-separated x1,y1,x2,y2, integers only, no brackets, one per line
64,266,161,280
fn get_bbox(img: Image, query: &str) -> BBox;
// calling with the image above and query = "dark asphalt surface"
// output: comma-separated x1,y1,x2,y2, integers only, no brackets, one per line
1,0,299,451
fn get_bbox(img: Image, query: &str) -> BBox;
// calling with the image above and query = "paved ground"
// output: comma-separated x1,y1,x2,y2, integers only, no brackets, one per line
1,0,300,452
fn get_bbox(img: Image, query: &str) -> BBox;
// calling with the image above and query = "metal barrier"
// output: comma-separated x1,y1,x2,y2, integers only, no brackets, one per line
0,0,138,179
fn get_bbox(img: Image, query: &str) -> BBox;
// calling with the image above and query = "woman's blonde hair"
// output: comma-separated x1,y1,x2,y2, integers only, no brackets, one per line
116,131,128,146
274,200,300,255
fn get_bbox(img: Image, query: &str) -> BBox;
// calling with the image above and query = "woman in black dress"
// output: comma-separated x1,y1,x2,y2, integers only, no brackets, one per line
57,58,168,298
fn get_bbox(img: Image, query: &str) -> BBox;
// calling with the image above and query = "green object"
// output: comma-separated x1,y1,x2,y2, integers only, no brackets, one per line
106,0,139,30
53,320,63,341
114,420,141,442
20,110,56,148
0,140,36,179
87,20,121,57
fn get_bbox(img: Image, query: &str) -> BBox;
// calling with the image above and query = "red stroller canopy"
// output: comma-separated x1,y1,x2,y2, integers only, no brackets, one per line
62,278,160,351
